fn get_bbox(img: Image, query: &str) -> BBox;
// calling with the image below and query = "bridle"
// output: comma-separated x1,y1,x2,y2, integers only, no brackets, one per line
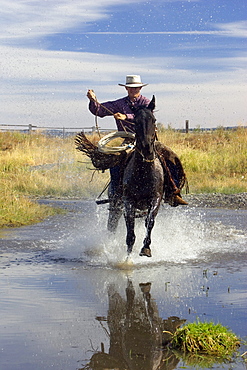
136,150,156,162
135,140,156,163
134,109,157,163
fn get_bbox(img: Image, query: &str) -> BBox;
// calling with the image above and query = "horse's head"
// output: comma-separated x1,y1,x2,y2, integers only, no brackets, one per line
134,96,156,162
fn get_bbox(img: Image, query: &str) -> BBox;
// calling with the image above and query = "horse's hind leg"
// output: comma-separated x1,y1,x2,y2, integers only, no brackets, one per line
124,202,136,254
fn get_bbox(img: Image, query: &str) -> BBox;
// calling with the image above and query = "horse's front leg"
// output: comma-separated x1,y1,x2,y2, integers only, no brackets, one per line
139,195,162,257
124,202,136,254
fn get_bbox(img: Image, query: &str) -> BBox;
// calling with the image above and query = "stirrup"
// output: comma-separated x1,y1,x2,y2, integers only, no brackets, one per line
95,198,110,205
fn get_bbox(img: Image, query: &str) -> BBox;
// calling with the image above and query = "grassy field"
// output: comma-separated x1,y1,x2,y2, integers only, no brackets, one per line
158,126,247,194
0,127,246,227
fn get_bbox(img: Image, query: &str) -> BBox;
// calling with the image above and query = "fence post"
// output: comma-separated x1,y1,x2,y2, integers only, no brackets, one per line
185,120,189,133
28,124,32,134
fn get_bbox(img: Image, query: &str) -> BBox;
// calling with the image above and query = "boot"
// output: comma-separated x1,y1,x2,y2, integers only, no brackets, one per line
169,194,188,207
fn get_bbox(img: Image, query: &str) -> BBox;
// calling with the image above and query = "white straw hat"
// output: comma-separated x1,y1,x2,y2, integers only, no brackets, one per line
118,75,148,87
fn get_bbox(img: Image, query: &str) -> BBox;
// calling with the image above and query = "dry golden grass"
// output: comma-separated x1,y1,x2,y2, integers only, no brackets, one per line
0,132,107,226
157,127,247,194
0,189,61,227
0,127,246,227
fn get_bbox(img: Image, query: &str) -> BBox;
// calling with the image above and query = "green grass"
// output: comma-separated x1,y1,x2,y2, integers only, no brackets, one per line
0,190,64,227
170,321,240,359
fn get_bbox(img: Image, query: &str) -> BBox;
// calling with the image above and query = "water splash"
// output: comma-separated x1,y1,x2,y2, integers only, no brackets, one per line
50,205,247,268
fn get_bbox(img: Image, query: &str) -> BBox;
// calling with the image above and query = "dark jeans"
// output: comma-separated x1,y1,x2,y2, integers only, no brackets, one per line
166,160,180,188
109,165,121,197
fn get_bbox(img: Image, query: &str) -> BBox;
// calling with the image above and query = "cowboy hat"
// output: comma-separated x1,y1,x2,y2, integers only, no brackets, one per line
118,75,148,87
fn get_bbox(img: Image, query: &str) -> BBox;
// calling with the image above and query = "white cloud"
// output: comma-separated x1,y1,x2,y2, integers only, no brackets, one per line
83,29,244,36
4,1,246,44
0,1,246,129
215,20,247,38
0,0,147,43
1,45,246,129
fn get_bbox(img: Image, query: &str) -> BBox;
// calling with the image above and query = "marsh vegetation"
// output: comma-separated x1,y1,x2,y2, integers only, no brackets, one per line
170,320,241,367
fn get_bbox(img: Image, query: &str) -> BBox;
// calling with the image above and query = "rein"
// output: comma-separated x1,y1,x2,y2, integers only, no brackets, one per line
93,94,136,135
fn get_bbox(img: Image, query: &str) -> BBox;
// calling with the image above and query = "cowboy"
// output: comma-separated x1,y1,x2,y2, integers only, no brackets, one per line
87,75,188,206
87,75,150,133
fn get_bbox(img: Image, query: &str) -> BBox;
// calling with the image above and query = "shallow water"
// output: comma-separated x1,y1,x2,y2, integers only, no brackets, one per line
0,201,246,370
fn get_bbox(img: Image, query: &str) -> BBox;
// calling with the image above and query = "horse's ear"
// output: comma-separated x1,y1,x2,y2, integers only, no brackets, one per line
147,95,155,111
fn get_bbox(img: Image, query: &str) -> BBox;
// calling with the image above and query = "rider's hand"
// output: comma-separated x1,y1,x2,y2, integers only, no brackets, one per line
114,112,127,121
87,89,97,102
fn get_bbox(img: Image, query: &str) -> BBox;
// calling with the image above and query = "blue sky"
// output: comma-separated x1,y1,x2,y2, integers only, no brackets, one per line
1,0,246,129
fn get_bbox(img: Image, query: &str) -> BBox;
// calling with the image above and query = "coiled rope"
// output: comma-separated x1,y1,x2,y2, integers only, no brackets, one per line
97,131,136,154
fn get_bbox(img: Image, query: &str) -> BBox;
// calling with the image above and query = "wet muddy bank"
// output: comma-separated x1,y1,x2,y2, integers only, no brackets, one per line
36,192,247,212
184,192,247,209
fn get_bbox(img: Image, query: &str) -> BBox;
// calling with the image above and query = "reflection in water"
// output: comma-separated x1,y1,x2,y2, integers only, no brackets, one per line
81,280,185,370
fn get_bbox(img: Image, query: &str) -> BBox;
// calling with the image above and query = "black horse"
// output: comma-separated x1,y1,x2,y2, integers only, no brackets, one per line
108,96,164,257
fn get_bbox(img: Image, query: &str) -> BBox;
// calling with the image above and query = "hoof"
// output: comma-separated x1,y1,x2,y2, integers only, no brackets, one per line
139,248,152,257
139,282,151,293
